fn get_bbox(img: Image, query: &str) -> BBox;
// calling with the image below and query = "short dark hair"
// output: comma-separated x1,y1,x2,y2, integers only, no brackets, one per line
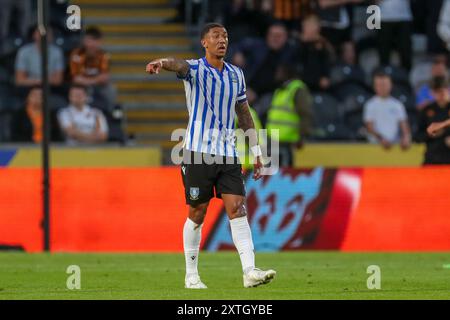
430,76,448,90
432,55,447,66
267,21,288,33
276,63,297,80
200,23,225,39
28,24,52,40
84,26,102,39
373,69,391,80
70,84,88,92
29,85,42,91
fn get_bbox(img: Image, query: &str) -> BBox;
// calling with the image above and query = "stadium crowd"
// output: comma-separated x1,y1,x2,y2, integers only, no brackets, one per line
208,0,450,164
0,0,449,164
0,0,122,145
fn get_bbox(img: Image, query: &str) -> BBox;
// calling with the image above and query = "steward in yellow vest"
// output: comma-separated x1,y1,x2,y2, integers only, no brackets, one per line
266,66,312,166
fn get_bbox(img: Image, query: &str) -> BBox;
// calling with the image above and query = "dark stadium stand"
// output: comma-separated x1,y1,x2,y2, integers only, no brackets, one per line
0,0,448,149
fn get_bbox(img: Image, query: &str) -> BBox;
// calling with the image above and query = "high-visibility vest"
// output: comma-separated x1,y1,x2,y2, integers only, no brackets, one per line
235,106,263,169
267,80,303,143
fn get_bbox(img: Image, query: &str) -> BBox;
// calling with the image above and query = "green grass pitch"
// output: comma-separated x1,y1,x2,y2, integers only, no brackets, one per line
0,252,449,299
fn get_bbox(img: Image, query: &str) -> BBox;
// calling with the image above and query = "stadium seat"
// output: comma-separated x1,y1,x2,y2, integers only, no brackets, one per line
310,93,352,140
329,64,366,88
0,58,15,86
407,109,419,136
409,59,433,90
0,66,10,85
311,93,341,123
105,105,127,144
0,83,13,111
377,65,411,89
392,85,415,111
343,109,367,141
340,89,372,115
332,81,372,102
52,26,82,55
0,109,12,142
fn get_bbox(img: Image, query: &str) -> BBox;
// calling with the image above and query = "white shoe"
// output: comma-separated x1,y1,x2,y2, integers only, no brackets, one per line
185,274,207,289
243,268,276,288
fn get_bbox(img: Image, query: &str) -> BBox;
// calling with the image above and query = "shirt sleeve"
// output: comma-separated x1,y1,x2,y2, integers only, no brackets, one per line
69,50,82,78
363,100,375,123
177,59,198,83
396,101,407,121
96,110,109,134
237,67,247,103
15,47,27,72
53,46,64,72
57,109,72,130
100,52,110,73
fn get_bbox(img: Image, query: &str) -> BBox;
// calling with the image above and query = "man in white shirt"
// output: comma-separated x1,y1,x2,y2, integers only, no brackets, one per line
58,85,108,145
363,71,411,150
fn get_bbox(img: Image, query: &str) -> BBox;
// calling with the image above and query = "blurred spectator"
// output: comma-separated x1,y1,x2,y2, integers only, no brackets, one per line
15,25,64,87
416,57,449,110
295,14,334,91
412,0,447,55
329,41,367,100
168,0,202,23
363,71,411,149
58,85,108,145
219,0,272,42
272,0,313,29
69,26,116,112
338,41,362,68
0,0,31,53
437,0,450,51
11,86,61,143
415,76,450,164
266,64,313,167
231,22,296,104
377,0,413,71
315,0,361,51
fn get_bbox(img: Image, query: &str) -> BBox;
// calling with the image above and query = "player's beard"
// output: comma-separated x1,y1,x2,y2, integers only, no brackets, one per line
215,49,226,59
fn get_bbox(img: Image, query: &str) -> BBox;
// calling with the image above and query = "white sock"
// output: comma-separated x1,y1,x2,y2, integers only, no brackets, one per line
183,218,203,277
230,216,255,275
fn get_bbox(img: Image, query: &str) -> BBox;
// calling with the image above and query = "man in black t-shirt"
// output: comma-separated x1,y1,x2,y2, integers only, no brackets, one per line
416,76,450,164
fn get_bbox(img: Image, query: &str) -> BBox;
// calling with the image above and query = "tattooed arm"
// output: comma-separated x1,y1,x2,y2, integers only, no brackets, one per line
236,100,262,180
236,100,257,140
145,57,190,78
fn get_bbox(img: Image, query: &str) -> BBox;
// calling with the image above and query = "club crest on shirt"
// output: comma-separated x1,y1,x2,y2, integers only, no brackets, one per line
230,71,238,83
190,187,200,200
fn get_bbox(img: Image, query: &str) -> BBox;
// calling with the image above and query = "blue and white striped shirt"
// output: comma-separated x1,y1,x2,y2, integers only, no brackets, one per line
178,57,247,157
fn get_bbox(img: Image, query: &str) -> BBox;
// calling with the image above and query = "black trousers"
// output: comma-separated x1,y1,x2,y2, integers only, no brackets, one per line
279,143,294,168
377,21,412,71
268,141,295,168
